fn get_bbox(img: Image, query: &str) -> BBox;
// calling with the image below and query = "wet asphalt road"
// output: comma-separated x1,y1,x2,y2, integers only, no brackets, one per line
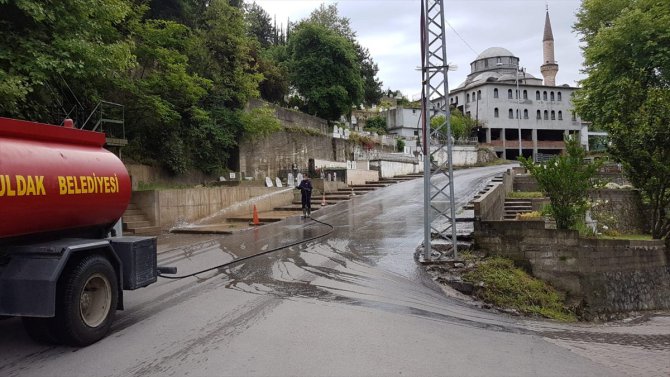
1,165,668,377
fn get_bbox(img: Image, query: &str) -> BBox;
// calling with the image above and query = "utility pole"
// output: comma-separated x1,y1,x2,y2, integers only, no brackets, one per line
421,0,458,260
516,62,522,158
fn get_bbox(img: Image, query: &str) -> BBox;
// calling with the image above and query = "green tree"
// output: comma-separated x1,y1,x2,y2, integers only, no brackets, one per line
298,3,382,107
364,115,387,134
574,0,670,239
191,0,262,109
300,3,356,40
244,1,274,48
288,23,363,120
357,45,383,106
518,137,601,230
396,138,406,152
241,104,281,138
430,109,477,141
0,0,138,120
146,0,203,27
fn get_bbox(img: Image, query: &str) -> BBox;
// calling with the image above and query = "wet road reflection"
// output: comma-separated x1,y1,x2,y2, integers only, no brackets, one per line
151,164,533,332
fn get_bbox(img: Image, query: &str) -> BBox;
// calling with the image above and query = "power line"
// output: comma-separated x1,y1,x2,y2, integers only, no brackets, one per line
444,18,478,56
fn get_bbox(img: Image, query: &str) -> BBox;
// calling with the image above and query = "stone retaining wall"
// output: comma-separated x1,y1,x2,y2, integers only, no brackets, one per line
132,187,292,230
126,163,214,190
512,174,539,192
371,159,421,178
472,169,514,220
248,99,328,134
590,189,647,234
474,220,670,314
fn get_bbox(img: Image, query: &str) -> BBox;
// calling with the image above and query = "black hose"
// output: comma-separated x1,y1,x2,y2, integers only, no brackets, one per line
158,217,334,280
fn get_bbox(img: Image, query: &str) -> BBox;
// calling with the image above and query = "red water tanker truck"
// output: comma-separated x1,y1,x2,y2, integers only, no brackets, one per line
0,117,159,346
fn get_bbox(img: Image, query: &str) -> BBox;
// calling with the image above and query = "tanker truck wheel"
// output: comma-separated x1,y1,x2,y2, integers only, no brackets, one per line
55,254,118,346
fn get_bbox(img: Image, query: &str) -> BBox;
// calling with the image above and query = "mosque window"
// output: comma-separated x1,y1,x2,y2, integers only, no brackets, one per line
572,112,577,121
477,90,482,100
523,109,529,119
536,110,541,119
550,91,555,101
508,109,514,119
497,57,502,65
557,92,562,101
536,91,541,100
551,110,556,120
494,88,499,98
544,110,549,120
467,93,470,103
494,108,499,118
558,111,563,120
516,109,520,119
508,89,513,99
523,90,528,100
543,91,548,101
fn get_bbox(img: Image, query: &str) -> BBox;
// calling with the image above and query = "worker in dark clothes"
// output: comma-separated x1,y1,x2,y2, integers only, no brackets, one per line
297,176,313,218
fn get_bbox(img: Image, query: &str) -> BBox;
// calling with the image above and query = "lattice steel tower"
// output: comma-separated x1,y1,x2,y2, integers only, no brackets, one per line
421,0,458,260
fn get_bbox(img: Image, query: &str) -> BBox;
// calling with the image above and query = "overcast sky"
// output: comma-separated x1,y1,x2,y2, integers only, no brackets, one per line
254,0,585,100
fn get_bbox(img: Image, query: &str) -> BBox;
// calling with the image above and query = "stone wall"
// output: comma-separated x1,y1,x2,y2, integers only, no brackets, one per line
371,159,422,178
131,186,293,229
432,145,491,166
590,189,647,234
472,169,514,220
239,131,352,180
513,174,540,192
474,220,670,314
345,169,379,185
248,99,328,134
126,163,214,190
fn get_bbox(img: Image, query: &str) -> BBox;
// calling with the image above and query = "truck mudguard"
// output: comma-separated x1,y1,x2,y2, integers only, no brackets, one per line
0,239,123,317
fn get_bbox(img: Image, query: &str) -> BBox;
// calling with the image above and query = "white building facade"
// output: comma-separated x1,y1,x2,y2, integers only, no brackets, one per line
437,11,585,160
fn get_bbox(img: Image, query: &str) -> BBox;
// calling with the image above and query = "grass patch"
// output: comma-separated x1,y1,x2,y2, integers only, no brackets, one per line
598,233,653,241
507,191,545,199
517,211,543,220
462,257,576,322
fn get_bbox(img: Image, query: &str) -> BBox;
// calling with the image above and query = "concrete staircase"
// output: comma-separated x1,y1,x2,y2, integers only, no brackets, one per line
123,203,161,235
504,199,533,220
171,173,423,233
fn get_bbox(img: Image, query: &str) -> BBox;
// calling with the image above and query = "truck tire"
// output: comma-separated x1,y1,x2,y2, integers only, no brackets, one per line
55,254,118,346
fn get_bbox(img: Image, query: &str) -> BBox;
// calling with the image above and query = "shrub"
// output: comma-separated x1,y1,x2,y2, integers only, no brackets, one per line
519,136,601,229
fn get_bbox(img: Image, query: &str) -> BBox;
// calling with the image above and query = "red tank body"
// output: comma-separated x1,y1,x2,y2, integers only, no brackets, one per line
0,117,131,240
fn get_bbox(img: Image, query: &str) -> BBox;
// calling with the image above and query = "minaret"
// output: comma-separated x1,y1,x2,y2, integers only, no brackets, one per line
540,8,559,86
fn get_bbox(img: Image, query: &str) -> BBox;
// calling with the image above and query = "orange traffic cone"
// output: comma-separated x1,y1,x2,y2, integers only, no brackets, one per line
252,205,260,225
321,192,327,207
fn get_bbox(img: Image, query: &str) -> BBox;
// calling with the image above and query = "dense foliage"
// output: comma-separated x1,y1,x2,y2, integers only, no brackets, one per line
518,137,600,230
288,23,362,121
574,0,670,239
0,0,383,175
364,115,387,134
430,109,478,141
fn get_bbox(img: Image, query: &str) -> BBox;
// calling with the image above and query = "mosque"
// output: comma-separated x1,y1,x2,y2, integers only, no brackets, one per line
442,10,586,160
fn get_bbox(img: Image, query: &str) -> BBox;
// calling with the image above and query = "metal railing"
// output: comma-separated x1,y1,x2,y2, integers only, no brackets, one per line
81,101,126,146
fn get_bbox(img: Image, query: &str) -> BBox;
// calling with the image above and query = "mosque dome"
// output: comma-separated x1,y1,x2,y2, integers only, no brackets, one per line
476,47,515,59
